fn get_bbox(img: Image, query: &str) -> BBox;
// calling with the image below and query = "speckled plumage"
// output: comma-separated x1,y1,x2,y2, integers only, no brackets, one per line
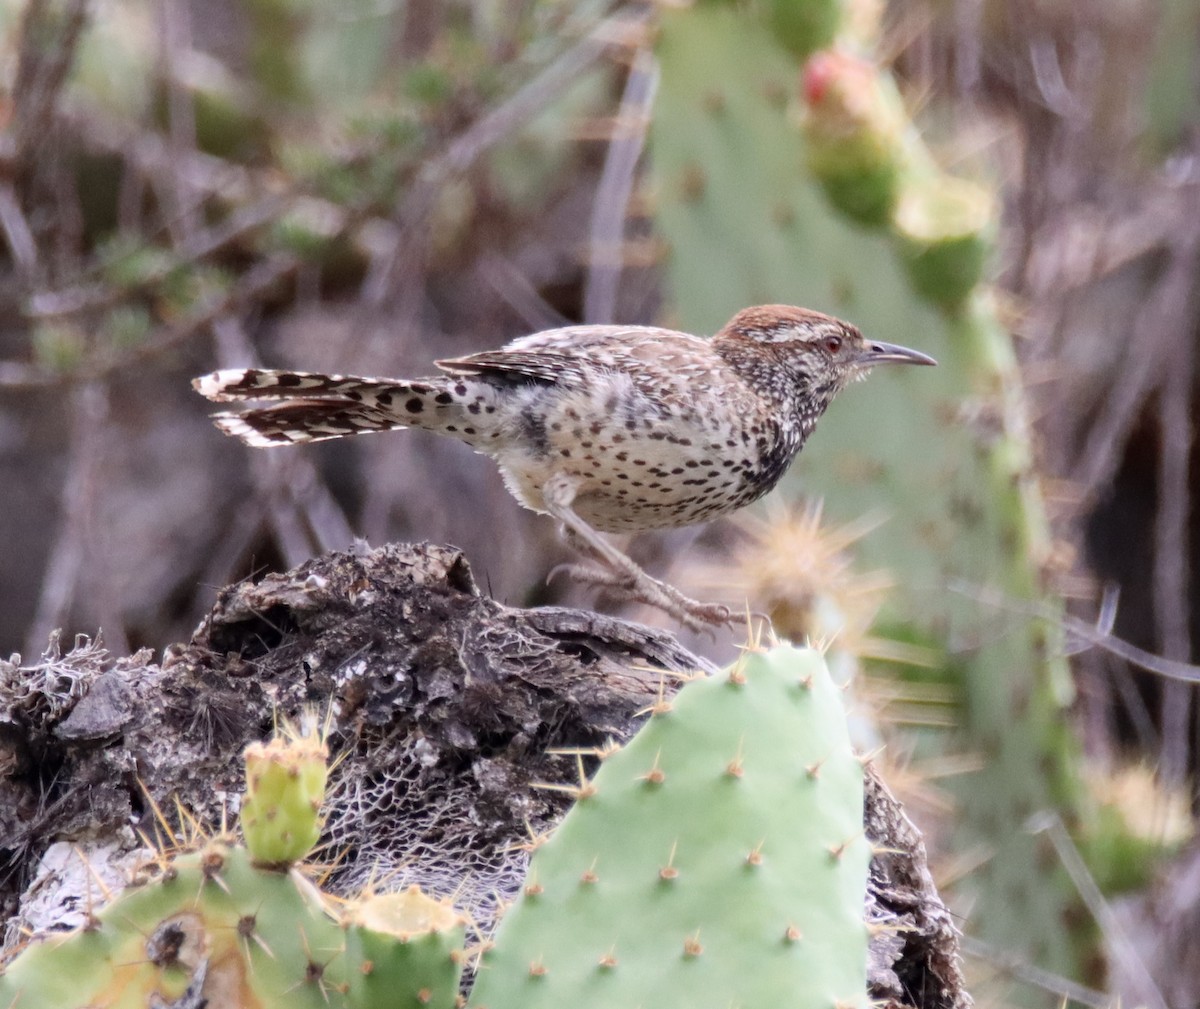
194,305,934,627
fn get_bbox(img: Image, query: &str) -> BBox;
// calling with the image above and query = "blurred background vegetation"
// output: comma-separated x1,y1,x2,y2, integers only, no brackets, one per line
1,0,1200,1005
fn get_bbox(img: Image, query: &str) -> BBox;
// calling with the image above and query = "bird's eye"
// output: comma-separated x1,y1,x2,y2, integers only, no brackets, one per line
823,335,843,354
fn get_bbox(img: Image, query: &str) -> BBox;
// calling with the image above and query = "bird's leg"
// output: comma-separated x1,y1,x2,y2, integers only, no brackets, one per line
552,534,731,633
542,476,733,632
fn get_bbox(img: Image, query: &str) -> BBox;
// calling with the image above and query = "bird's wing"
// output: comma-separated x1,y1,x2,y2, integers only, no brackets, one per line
434,348,585,386
436,325,701,387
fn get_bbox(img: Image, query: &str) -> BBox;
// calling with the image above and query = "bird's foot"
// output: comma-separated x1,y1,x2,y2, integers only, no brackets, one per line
549,562,734,634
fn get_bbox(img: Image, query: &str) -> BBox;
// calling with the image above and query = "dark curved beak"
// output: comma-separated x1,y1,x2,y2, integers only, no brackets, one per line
858,340,937,366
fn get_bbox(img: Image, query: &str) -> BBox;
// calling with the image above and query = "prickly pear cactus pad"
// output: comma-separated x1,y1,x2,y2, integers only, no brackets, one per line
650,3,1084,982
0,717,466,1009
341,886,467,1008
242,724,329,865
0,844,465,1009
801,49,908,228
467,645,870,1009
0,843,348,1009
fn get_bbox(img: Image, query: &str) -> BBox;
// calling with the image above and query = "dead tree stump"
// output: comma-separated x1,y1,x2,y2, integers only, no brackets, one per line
1,542,968,1009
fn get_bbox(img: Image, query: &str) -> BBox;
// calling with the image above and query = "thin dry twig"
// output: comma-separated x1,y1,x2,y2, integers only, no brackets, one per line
1027,812,1167,1009
24,383,115,658
1069,195,1200,500
583,46,658,325
9,0,91,169
154,0,203,245
959,936,1111,1009
479,254,571,332
951,579,1200,684
1154,288,1197,780
0,182,39,274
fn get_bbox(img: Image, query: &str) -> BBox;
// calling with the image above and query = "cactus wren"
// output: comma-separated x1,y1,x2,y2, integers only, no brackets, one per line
194,305,934,629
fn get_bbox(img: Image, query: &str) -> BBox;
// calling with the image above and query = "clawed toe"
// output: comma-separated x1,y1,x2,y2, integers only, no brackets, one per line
675,601,735,635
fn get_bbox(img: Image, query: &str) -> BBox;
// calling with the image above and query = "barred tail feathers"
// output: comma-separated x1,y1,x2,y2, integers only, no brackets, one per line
193,368,404,403
209,401,406,446
194,368,446,447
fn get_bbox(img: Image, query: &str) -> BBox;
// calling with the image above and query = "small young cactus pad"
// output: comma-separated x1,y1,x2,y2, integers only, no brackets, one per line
241,721,329,866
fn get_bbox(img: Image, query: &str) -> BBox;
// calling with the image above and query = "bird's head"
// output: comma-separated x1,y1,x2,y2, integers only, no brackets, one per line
712,305,935,414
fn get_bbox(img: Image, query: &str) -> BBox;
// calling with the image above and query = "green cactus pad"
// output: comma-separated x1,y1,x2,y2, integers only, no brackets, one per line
650,4,1084,979
467,645,870,1009
2,720,465,1009
341,887,467,1009
802,50,909,228
0,844,345,1008
241,728,329,866
893,175,994,308
0,844,465,1009
764,0,844,58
